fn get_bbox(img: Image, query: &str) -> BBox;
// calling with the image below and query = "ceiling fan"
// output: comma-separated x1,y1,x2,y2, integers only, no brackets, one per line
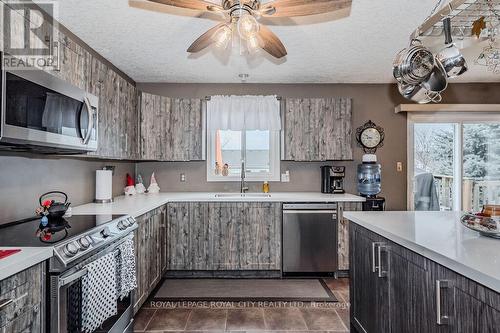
143,0,352,58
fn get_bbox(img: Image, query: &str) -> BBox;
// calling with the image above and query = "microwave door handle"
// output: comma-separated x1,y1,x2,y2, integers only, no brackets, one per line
82,97,94,145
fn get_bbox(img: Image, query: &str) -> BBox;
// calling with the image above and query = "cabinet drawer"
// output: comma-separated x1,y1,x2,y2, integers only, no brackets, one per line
0,304,41,333
0,265,41,296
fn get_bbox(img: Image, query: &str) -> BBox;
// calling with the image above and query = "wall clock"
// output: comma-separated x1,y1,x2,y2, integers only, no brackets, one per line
355,120,385,154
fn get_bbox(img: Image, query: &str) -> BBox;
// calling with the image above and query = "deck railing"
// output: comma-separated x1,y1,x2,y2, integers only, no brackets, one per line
433,175,500,211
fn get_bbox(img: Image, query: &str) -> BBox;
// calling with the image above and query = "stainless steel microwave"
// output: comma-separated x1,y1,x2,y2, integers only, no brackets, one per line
0,52,98,154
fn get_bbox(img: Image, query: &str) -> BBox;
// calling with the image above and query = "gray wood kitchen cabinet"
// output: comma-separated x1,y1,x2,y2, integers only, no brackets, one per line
0,263,45,333
140,92,204,161
337,202,363,271
283,98,353,161
167,202,282,271
133,207,165,313
350,222,500,333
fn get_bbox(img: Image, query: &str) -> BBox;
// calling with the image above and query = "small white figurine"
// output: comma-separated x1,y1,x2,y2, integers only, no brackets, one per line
147,172,161,194
135,174,146,194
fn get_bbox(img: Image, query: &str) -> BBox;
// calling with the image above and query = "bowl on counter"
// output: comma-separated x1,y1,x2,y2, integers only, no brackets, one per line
461,213,500,239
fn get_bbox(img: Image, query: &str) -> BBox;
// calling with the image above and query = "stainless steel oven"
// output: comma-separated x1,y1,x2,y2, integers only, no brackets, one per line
51,235,134,333
0,52,98,153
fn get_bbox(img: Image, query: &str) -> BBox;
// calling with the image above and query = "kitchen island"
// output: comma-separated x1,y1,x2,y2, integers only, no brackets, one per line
345,211,500,333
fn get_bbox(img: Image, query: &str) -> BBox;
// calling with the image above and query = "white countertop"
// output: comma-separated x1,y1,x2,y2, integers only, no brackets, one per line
344,211,500,293
73,192,365,218
0,247,53,280
0,192,363,280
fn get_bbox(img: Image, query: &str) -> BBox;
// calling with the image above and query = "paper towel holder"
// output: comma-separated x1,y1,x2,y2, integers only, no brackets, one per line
94,166,115,203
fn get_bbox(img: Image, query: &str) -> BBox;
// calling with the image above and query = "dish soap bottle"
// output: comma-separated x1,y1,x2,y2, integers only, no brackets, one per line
263,181,270,193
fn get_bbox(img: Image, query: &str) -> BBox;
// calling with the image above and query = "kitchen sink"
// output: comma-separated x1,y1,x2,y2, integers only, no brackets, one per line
214,193,272,198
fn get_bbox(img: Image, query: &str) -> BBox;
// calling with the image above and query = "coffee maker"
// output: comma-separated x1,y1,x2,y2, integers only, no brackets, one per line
321,166,346,194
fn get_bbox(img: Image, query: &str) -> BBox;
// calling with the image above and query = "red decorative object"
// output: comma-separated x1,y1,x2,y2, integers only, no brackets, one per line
0,249,21,260
126,173,135,187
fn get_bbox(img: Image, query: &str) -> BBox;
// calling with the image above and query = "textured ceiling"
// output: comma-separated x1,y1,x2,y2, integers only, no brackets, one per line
46,0,500,83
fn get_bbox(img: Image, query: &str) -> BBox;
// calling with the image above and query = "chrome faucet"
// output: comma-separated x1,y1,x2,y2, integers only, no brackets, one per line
240,160,249,193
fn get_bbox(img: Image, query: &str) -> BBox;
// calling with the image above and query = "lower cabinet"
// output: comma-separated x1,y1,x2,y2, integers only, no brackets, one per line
167,202,282,271
0,263,45,333
350,223,500,333
133,206,167,313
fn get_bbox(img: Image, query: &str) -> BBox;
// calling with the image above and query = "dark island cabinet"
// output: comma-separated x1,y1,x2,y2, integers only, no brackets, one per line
166,202,282,271
350,222,500,333
0,263,45,333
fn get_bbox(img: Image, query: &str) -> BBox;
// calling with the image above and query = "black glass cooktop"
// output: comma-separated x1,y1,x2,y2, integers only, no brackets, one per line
0,215,124,247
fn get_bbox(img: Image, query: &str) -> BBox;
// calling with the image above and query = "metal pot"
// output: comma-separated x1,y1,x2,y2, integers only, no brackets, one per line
436,18,468,78
393,39,435,85
420,59,448,93
398,82,442,104
39,191,71,219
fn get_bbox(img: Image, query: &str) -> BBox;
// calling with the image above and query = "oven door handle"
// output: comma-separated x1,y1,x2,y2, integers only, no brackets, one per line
59,267,88,287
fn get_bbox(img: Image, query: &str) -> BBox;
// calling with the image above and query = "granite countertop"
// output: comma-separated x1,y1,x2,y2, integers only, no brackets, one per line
344,211,500,293
0,247,53,281
72,192,365,218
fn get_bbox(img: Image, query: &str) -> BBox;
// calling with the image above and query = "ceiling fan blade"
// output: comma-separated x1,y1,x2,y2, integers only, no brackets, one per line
261,0,352,17
187,23,225,53
146,0,223,11
258,25,287,59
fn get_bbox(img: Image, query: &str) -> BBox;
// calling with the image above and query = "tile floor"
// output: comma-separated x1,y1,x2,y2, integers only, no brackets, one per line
133,278,350,333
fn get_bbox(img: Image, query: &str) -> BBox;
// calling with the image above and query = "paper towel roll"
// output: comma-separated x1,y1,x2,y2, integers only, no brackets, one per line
95,170,113,203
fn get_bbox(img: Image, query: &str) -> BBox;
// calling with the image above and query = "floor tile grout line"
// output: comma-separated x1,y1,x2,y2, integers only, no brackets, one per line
261,307,268,331
296,307,309,331
143,308,158,332
223,308,228,332
183,308,193,331
334,308,349,332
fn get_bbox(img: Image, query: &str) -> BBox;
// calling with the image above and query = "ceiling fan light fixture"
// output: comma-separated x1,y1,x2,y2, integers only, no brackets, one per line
213,24,232,49
237,13,260,40
247,35,260,53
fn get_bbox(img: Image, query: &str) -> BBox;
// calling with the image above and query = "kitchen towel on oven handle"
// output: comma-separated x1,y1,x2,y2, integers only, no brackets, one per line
115,234,137,300
81,251,118,333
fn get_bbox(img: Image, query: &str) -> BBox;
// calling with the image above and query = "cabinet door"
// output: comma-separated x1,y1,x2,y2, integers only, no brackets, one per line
283,98,352,161
350,224,389,333
337,202,363,271
133,216,148,312
140,92,166,160
159,206,168,274
210,202,281,271
148,212,161,289
387,246,436,333
168,98,203,161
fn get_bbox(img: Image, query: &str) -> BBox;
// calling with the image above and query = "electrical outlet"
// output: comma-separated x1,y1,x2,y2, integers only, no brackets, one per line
397,162,403,172
180,173,186,182
281,170,290,183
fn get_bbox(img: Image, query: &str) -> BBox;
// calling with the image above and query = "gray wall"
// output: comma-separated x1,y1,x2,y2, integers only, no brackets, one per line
136,82,500,211
0,154,134,224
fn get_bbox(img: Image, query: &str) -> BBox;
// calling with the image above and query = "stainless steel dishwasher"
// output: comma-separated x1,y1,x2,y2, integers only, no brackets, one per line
282,203,338,276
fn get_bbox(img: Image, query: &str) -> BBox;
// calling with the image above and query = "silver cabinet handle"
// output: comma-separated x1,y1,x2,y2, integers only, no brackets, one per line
377,244,388,278
0,298,13,311
436,280,450,325
372,242,378,273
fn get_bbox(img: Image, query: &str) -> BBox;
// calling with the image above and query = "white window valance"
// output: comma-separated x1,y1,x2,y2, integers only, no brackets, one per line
207,95,281,131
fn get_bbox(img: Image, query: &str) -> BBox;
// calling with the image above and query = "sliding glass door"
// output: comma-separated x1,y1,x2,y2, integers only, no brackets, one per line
408,113,500,212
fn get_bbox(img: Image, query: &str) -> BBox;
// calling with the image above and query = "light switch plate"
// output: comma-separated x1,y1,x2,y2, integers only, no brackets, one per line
397,162,403,172
281,170,290,182
180,173,186,182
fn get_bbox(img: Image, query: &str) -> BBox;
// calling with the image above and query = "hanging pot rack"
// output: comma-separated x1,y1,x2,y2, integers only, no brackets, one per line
410,0,500,39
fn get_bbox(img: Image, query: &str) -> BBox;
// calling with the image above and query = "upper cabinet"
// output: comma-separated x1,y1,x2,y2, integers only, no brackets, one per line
283,98,353,161
140,92,204,161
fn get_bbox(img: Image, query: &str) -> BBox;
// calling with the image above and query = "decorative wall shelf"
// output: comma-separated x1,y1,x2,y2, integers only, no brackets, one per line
395,104,500,113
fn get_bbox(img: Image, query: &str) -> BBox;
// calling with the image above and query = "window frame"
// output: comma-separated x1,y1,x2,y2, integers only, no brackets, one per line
407,112,500,211
206,129,281,182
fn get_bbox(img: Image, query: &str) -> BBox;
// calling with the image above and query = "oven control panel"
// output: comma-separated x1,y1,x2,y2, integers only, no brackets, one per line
53,216,137,268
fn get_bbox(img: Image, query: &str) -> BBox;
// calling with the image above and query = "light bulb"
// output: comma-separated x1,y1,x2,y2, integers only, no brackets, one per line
213,24,232,49
247,35,260,53
237,14,259,40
